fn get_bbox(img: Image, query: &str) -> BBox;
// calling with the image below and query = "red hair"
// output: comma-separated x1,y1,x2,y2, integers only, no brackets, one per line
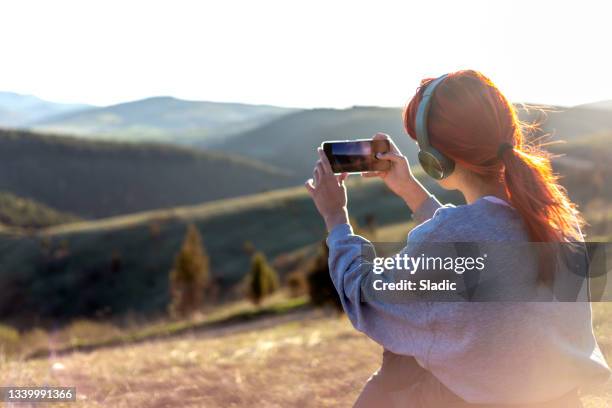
403,70,583,283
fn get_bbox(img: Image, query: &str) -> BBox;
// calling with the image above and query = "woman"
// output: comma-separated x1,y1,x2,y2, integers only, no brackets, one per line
305,70,610,407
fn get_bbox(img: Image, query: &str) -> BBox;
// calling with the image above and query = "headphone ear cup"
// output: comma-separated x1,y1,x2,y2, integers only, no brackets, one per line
436,149,455,179
418,148,455,180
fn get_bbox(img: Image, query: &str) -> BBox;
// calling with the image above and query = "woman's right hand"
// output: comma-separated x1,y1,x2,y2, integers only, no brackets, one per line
363,133,430,212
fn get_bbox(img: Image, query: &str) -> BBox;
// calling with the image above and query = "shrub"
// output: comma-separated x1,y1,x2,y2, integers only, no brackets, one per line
286,270,308,298
307,240,343,312
0,324,20,356
247,252,279,305
363,213,377,239
168,224,211,317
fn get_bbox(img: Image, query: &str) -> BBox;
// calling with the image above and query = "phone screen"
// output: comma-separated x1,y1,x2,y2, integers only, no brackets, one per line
322,139,391,174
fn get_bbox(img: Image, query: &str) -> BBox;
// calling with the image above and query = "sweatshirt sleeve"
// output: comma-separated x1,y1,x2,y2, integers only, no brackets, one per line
327,223,406,347
325,200,451,355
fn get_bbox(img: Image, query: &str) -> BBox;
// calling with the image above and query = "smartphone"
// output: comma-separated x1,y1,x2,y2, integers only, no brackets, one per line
322,139,391,174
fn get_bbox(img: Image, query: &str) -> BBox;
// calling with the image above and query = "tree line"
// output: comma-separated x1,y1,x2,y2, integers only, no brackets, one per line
168,223,343,318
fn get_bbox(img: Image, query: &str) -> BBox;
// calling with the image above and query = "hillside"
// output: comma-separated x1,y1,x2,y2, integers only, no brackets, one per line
0,174,464,326
0,91,90,127
0,129,292,218
0,191,80,229
211,104,612,183
536,103,612,141
30,96,297,144
577,100,612,111
3,128,610,326
211,106,421,181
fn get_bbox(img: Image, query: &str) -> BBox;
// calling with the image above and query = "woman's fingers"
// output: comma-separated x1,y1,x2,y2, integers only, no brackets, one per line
304,178,315,194
361,171,382,178
316,160,325,173
316,161,327,183
313,165,321,185
317,147,333,174
373,132,388,141
311,152,336,190
376,151,404,163
309,149,347,195
373,132,401,154
306,166,344,195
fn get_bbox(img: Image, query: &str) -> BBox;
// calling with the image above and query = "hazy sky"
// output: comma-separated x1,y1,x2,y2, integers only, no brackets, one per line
0,0,610,108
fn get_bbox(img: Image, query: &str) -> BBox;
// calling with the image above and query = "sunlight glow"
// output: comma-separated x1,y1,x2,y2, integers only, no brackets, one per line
0,0,609,108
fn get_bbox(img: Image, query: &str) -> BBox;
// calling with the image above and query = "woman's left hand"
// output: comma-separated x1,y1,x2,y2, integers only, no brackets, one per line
305,147,349,232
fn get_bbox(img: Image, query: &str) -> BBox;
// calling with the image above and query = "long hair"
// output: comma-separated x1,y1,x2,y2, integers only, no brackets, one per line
403,70,584,283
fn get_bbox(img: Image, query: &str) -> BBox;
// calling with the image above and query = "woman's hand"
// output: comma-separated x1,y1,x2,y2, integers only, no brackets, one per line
363,133,430,212
305,148,349,232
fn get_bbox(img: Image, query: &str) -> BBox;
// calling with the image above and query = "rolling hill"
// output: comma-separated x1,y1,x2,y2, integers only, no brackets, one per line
211,103,612,183
1,129,611,325
0,173,464,326
211,106,422,182
30,96,298,144
0,191,80,229
3,126,611,326
0,92,90,127
2,101,610,221
0,129,293,218
577,100,612,111
536,102,612,141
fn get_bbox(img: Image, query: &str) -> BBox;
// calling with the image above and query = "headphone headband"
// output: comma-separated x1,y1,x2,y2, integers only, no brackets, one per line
415,74,448,149
414,74,455,180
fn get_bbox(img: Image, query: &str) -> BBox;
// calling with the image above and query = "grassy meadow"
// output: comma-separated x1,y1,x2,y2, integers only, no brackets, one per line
2,221,612,407
1,302,611,407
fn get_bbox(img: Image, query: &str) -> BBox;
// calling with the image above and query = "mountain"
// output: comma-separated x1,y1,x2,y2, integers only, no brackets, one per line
211,106,421,182
2,100,609,222
548,132,612,211
211,104,612,183
576,100,612,111
2,132,610,324
0,176,464,324
0,129,293,218
0,92,90,127
30,97,298,144
0,191,81,229
533,104,612,141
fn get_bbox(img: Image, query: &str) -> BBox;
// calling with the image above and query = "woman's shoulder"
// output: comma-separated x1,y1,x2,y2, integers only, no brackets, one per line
408,204,471,242
408,198,526,243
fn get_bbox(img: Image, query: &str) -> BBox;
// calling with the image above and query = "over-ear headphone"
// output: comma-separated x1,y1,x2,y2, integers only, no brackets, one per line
415,74,455,180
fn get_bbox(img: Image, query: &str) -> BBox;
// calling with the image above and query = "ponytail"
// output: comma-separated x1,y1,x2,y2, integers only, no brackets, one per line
501,144,583,283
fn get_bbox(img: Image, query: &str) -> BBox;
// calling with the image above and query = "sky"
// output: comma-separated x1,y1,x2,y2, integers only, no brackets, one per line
0,0,610,108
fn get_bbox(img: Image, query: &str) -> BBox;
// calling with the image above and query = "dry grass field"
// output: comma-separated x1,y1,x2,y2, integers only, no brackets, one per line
1,303,611,408
0,311,379,407
2,221,612,407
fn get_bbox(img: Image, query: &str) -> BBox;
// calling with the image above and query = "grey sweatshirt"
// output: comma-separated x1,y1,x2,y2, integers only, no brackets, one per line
327,195,610,404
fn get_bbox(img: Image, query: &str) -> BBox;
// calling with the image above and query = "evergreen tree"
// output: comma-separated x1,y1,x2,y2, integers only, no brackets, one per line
307,240,343,312
168,224,210,317
247,251,279,305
